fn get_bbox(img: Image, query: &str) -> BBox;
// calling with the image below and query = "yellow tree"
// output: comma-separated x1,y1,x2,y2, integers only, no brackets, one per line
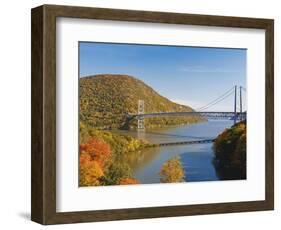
79,160,104,186
159,156,185,183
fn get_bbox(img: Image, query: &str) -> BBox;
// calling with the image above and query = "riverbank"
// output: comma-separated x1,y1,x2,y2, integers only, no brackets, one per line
213,120,246,180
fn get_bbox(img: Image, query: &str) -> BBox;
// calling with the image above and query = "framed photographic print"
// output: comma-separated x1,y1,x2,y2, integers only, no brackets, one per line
31,4,274,225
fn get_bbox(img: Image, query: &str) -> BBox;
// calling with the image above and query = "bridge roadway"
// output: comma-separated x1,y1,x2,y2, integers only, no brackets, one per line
128,111,246,119
156,138,215,147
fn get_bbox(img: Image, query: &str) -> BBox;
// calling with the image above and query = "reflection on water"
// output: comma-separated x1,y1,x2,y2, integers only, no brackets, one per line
112,120,233,184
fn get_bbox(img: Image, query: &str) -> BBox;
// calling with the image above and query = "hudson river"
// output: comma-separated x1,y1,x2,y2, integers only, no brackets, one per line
115,120,233,184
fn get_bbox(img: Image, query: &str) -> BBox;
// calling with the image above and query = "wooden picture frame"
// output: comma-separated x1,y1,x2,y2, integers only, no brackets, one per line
31,4,274,225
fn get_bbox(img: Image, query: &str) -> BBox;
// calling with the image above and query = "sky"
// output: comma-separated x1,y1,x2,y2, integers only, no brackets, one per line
79,42,246,112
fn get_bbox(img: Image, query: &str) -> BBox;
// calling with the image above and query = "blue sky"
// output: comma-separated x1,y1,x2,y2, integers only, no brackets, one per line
79,42,246,111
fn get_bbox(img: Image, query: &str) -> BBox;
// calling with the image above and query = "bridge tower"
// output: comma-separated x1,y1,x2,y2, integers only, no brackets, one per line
233,85,237,124
137,100,145,130
239,86,242,121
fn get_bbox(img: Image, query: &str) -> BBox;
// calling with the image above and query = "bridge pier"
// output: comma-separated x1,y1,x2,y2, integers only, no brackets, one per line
137,117,145,130
137,100,145,130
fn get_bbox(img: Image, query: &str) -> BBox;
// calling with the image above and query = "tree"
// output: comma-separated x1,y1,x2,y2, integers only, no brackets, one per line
79,159,104,186
159,157,185,183
79,137,112,186
213,121,247,180
103,162,133,185
119,178,140,185
80,138,111,168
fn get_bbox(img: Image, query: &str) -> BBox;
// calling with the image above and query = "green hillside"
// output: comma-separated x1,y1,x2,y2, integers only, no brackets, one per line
80,74,202,130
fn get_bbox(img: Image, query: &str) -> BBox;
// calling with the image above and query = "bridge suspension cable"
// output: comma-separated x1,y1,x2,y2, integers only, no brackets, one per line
196,86,235,111
198,91,234,111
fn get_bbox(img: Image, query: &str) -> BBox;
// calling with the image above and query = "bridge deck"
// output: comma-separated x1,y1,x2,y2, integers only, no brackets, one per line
156,139,215,146
128,111,246,119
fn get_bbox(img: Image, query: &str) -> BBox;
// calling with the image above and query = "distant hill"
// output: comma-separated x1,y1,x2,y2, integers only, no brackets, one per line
80,74,202,129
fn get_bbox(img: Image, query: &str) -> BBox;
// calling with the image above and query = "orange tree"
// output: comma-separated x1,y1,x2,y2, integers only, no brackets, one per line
79,137,111,186
79,137,141,186
80,138,111,168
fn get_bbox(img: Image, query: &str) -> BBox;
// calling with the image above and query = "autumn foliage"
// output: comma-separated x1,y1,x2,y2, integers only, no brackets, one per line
213,121,246,180
80,138,111,168
79,137,140,186
80,160,104,186
119,178,140,185
159,157,185,183
79,74,203,130
79,138,110,186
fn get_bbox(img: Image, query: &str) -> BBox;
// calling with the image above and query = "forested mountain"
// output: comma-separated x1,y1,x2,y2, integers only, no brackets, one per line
80,74,202,129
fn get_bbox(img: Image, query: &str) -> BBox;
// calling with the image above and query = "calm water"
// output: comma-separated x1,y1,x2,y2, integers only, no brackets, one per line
113,120,233,184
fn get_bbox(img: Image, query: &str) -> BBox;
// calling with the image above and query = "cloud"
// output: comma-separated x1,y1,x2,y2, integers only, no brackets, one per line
179,65,240,73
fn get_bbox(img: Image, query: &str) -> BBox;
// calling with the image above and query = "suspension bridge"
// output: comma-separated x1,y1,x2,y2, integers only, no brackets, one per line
127,85,247,131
